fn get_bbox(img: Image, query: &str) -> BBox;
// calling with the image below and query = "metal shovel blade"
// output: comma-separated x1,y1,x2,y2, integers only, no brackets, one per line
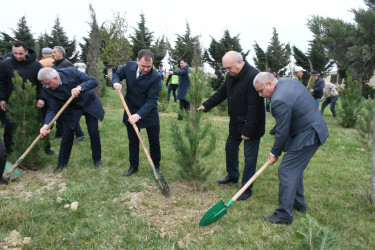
4,161,22,179
156,171,170,197
199,200,227,226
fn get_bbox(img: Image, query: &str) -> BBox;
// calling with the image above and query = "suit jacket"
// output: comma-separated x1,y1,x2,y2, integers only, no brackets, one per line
173,65,190,100
112,61,161,128
271,78,329,156
202,61,265,139
43,67,104,128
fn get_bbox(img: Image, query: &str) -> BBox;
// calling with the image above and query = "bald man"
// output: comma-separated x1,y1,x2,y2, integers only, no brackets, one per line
197,51,265,200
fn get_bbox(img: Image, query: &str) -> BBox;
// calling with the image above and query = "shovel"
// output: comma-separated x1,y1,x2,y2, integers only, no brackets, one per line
199,160,271,226
4,96,75,182
117,92,170,197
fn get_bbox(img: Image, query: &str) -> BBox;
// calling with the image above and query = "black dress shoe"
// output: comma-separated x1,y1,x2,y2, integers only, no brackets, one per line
293,206,306,213
54,164,67,173
94,161,102,168
237,189,252,201
74,135,86,143
262,214,292,225
123,168,138,177
45,148,55,155
217,175,238,184
0,176,9,185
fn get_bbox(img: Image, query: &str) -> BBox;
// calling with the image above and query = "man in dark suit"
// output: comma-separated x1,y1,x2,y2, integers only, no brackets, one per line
38,67,104,173
197,51,265,200
253,72,329,225
112,49,162,177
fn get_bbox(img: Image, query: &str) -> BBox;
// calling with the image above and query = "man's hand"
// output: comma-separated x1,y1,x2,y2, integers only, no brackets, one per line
267,153,278,164
40,124,50,138
168,71,173,75
0,100,6,111
71,86,82,97
197,105,205,111
241,135,250,140
36,99,45,109
113,83,122,93
309,89,314,93
128,114,141,124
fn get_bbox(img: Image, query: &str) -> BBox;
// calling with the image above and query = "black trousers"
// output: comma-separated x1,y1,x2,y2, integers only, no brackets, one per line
58,111,101,165
0,137,7,177
126,122,161,170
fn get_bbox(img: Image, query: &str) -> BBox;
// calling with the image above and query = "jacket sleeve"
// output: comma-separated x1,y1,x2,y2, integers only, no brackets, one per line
173,67,188,76
112,65,127,84
242,84,265,138
0,62,7,100
202,81,228,112
270,99,292,156
76,70,98,91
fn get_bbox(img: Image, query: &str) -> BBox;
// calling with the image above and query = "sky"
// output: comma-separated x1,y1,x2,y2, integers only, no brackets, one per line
0,0,367,69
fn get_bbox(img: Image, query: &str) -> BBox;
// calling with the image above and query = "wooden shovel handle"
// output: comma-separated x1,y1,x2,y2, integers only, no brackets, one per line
117,92,158,179
5,96,75,179
232,160,271,201
306,76,313,89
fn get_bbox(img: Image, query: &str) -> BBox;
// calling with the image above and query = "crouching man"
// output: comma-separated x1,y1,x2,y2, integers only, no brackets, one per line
38,67,104,173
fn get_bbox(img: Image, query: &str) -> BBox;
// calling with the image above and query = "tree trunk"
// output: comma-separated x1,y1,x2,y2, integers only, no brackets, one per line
371,114,375,202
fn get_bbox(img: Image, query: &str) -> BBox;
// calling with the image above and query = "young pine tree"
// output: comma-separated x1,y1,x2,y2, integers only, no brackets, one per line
171,68,216,186
355,98,375,151
338,72,362,128
7,72,48,169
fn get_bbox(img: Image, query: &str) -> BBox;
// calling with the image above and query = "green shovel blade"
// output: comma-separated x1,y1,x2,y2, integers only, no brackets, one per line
4,161,22,178
199,200,227,226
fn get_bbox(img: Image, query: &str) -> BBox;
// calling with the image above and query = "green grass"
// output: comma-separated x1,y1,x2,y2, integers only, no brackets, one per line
0,90,374,249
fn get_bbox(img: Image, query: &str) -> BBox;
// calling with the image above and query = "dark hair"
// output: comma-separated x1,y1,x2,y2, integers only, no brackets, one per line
137,49,154,61
11,40,28,50
180,59,189,64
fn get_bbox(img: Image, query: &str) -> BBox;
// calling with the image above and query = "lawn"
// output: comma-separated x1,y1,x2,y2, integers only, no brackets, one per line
0,89,374,249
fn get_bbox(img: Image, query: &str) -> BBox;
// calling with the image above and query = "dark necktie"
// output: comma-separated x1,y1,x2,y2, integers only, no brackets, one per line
137,72,142,80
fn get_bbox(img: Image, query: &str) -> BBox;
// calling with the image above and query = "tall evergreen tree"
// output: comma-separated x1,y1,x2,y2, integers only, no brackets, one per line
204,29,249,72
49,17,78,62
253,28,290,77
100,11,132,67
253,42,267,71
292,46,311,84
266,27,291,76
151,35,168,68
130,13,154,60
12,15,34,48
170,22,202,68
307,39,334,75
307,1,375,95
79,36,91,63
0,32,14,54
86,4,104,97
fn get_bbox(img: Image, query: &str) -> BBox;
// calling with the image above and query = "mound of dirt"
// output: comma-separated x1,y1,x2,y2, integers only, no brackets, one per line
0,230,31,249
117,182,221,238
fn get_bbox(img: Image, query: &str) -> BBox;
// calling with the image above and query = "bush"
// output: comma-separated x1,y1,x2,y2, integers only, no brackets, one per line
338,72,361,128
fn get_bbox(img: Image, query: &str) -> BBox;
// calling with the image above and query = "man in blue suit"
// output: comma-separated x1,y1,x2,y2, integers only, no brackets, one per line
38,67,104,173
112,49,162,177
253,72,329,225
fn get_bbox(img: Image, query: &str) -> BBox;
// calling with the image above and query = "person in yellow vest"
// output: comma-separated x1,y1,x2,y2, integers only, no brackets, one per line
165,68,179,103
39,48,54,68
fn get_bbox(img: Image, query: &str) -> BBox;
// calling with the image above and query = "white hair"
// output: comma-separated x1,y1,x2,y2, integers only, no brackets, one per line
38,67,59,81
253,72,275,87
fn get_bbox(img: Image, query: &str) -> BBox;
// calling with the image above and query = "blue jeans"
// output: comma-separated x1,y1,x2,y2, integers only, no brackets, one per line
314,98,321,109
225,136,260,189
321,96,338,117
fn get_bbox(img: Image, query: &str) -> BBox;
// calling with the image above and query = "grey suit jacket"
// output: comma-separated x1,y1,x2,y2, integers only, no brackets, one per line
270,78,329,156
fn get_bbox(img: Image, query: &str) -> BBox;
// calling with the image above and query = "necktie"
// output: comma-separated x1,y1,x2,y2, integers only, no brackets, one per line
137,72,142,80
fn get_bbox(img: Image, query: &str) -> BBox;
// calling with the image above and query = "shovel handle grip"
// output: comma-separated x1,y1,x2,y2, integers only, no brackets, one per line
232,160,271,202
306,76,313,89
5,96,75,179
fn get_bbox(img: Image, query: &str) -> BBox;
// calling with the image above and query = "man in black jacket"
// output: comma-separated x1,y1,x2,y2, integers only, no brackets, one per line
197,51,265,200
0,40,53,155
